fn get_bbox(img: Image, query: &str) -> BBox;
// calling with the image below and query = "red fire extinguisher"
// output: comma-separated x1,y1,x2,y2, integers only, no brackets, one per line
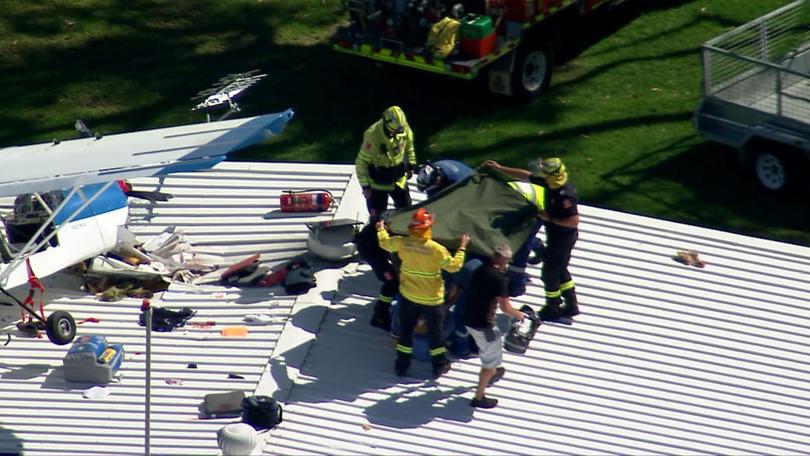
279,189,334,212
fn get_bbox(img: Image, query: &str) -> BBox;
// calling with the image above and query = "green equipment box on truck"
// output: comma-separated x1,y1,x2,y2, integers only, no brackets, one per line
695,0,810,193
331,0,617,98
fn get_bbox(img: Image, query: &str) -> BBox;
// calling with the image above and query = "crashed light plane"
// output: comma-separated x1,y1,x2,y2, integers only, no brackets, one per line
0,109,294,345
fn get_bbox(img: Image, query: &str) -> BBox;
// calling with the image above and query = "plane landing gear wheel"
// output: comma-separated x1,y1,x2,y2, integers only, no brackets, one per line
46,311,76,345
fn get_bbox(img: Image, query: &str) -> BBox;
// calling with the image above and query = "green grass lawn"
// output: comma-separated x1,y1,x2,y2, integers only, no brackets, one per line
1,0,807,245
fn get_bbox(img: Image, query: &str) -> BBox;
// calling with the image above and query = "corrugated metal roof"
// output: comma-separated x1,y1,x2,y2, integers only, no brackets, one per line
264,192,810,454
0,161,356,455
0,161,809,455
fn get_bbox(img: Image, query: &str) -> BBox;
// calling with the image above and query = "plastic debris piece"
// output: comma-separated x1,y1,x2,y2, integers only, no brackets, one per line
673,250,706,268
221,326,248,337
243,314,272,326
83,385,111,399
189,321,216,328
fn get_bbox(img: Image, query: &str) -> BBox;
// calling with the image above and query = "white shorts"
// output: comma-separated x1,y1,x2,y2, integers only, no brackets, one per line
466,326,503,369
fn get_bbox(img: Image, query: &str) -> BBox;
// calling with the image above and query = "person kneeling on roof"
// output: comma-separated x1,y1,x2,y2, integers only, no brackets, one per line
376,208,469,380
354,215,398,331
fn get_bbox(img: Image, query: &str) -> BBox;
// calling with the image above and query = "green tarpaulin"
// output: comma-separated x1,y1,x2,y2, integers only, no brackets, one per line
386,170,539,257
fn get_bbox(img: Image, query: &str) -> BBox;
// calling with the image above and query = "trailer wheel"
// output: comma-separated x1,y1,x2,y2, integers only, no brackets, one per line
46,311,76,345
753,151,787,191
750,149,807,193
512,40,553,99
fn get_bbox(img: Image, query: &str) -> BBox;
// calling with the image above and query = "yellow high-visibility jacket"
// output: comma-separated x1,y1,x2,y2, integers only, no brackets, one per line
356,119,416,191
507,181,546,210
377,228,465,305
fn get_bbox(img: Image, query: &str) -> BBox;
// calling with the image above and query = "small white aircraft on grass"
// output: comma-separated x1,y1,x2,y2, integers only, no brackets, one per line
0,108,294,345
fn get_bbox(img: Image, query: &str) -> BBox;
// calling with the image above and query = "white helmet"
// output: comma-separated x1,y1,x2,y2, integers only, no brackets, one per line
416,163,437,192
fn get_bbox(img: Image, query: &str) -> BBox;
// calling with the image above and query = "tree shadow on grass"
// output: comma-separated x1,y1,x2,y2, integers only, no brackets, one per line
4,0,805,246
596,137,810,245
0,0,776,154
0,1,344,144
0,0,651,162
438,110,695,165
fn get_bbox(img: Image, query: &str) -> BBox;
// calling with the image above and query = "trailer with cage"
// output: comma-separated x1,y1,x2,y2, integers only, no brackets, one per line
695,0,810,193
331,0,616,98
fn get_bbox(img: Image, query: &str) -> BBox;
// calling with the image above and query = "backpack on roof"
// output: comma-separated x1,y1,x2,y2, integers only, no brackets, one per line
283,261,316,295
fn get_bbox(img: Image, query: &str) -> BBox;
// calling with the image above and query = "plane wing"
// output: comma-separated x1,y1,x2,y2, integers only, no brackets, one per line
0,109,294,197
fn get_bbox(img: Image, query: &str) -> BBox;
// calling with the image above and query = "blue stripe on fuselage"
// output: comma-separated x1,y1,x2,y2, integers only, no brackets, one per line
54,183,128,225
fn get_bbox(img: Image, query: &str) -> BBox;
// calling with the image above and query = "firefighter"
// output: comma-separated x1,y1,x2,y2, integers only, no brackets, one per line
484,158,580,320
376,208,469,379
354,216,398,330
483,161,548,297
356,106,417,219
502,179,546,297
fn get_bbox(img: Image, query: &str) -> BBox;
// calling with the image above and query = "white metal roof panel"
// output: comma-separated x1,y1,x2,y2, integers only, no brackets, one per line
0,161,808,455
265,195,810,455
0,161,354,455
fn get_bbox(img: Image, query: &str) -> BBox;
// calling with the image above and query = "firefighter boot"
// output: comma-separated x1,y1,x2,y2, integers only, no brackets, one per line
431,355,451,379
561,288,580,317
538,298,563,321
370,299,392,331
394,352,411,377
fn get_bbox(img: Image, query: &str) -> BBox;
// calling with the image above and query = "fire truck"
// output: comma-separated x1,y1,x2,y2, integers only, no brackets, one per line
332,0,618,98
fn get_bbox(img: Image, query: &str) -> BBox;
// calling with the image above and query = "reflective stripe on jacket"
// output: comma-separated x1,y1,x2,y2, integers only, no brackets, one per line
356,120,416,190
507,181,546,210
377,228,465,305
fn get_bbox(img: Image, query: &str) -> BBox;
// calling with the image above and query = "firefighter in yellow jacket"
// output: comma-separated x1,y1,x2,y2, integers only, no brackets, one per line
357,106,417,219
376,208,469,379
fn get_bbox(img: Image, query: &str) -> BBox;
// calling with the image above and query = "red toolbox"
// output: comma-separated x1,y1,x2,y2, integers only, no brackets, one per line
461,31,497,58
504,0,537,22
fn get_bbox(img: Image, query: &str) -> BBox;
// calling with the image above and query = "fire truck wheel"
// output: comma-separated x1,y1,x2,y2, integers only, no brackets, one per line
46,311,76,345
512,40,553,99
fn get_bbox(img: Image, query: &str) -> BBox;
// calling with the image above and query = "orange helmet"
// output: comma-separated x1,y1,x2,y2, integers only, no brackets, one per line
408,208,434,230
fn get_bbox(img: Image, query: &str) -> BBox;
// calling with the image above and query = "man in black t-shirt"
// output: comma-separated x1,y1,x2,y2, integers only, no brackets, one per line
463,244,526,409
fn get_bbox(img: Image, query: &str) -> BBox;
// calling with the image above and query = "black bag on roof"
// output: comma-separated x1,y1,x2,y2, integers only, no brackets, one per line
283,261,316,295
241,395,283,430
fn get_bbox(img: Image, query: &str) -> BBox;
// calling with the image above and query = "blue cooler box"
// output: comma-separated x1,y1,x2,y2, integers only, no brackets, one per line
63,335,124,383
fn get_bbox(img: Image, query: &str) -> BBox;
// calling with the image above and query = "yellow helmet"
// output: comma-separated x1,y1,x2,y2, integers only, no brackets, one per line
382,106,407,136
529,157,565,178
